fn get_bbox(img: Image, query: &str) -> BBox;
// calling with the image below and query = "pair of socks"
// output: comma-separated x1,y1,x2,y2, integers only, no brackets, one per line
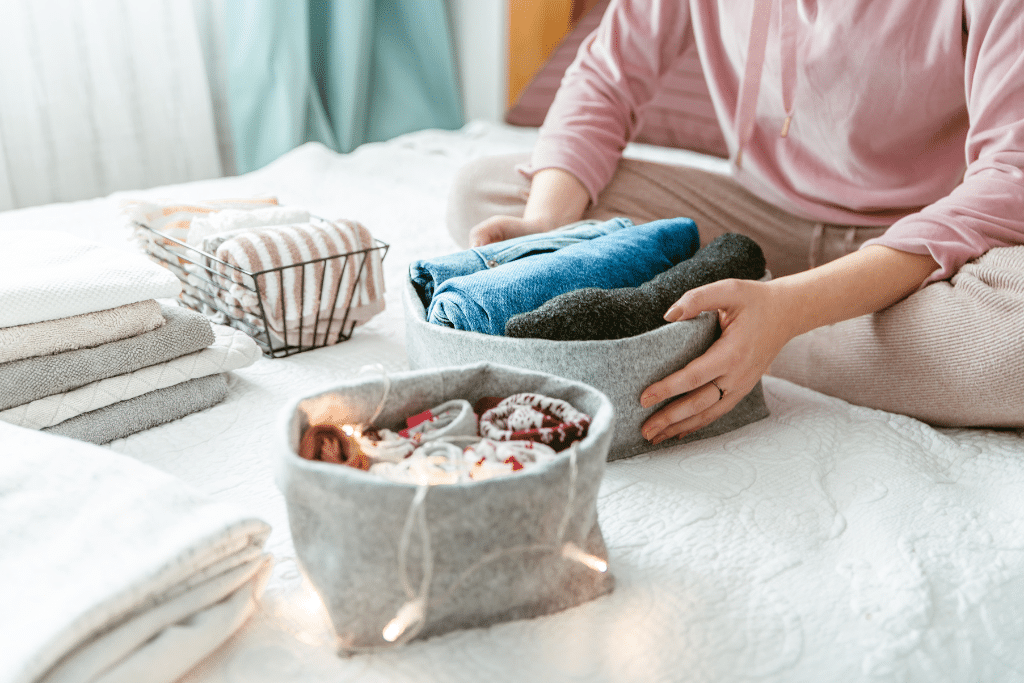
505,233,766,340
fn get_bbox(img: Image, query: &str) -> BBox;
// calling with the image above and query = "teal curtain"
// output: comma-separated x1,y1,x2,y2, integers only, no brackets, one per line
226,0,464,173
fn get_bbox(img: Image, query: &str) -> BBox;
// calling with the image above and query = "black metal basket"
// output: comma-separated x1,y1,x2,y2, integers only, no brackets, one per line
137,221,389,358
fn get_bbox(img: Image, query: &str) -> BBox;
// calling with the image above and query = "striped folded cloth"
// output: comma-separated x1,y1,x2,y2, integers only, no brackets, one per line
212,217,386,346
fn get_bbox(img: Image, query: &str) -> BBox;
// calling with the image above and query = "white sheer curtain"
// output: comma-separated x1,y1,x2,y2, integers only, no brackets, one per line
0,0,225,211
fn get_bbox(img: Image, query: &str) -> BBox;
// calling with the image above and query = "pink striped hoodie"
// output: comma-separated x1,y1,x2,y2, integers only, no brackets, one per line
529,0,1024,283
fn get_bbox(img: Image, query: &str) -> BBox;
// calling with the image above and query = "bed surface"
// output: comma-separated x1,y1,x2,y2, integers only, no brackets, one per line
3,122,1023,683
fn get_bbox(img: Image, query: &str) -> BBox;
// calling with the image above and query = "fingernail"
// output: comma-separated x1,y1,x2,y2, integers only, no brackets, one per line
640,395,652,409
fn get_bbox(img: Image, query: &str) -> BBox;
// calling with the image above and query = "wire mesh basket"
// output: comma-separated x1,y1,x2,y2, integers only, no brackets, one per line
136,220,389,358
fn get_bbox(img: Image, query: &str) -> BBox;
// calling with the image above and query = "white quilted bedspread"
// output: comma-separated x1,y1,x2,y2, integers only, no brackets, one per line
2,122,1022,683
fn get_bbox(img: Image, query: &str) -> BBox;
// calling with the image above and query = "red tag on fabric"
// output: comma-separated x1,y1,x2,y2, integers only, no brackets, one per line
405,409,434,429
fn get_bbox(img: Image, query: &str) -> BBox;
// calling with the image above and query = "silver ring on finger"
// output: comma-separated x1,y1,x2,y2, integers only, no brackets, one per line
710,379,725,401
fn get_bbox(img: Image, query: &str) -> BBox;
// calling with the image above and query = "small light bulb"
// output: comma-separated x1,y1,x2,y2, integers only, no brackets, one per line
561,543,609,573
382,598,425,642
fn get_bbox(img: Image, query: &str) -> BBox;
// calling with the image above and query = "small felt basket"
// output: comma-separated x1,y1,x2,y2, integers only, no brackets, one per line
276,362,616,652
403,277,769,461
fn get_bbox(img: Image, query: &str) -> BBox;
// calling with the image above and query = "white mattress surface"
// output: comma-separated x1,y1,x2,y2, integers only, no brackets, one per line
2,122,1022,683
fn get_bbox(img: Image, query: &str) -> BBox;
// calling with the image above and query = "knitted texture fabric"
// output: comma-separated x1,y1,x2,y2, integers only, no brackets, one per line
506,233,766,340
427,217,700,335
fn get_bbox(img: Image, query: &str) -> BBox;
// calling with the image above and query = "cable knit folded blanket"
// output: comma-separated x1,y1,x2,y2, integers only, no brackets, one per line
426,217,700,335
0,304,214,411
212,217,386,343
0,325,259,430
0,231,181,328
0,422,272,683
43,374,229,445
0,300,166,365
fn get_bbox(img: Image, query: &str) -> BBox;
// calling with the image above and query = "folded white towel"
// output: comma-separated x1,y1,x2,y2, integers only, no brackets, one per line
0,422,272,683
186,206,311,249
0,325,260,430
0,231,181,328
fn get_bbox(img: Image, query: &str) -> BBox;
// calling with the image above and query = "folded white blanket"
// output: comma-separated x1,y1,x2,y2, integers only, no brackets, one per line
0,422,272,683
124,197,281,245
0,325,260,430
0,300,166,364
0,231,182,328
185,206,312,249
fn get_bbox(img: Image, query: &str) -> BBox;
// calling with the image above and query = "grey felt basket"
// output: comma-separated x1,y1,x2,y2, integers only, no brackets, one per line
403,277,769,461
276,362,616,652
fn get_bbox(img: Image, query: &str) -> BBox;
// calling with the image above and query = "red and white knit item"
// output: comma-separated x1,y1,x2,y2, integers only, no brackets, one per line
478,393,590,452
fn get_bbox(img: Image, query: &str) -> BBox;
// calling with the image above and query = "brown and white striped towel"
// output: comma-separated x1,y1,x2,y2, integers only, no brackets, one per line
126,197,282,270
213,217,385,346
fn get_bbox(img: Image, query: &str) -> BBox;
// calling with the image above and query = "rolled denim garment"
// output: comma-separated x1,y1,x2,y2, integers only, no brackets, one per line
409,219,617,308
426,217,700,335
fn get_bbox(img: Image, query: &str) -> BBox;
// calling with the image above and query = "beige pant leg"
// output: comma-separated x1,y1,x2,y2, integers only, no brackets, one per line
445,152,881,277
773,246,1024,428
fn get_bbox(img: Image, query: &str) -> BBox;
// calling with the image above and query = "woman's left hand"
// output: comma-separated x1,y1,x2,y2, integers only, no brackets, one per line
639,278,797,444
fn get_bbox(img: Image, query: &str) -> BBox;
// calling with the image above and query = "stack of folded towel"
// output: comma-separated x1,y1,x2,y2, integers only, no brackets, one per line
128,199,386,348
0,421,272,683
0,231,260,444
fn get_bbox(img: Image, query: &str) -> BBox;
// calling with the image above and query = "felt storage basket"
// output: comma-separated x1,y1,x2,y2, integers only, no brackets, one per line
404,277,769,460
276,362,616,652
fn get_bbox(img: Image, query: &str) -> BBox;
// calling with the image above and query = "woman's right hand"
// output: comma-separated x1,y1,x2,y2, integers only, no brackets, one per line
468,215,558,247
469,167,591,247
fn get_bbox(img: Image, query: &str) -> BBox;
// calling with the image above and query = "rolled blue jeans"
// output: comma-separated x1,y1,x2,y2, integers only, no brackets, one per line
427,217,700,335
409,219,622,307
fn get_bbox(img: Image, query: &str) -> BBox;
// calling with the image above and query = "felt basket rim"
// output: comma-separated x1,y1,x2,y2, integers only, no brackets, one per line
275,361,616,491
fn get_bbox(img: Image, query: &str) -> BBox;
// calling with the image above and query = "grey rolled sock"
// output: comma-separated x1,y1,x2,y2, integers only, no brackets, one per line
505,233,766,341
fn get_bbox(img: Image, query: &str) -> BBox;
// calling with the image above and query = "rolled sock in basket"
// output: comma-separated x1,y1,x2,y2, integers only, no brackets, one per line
409,218,616,307
1,231,182,328
43,374,229,445
0,299,166,365
0,325,260,430
478,393,591,451
397,399,478,441
427,217,700,335
0,304,215,411
213,218,386,342
506,233,767,340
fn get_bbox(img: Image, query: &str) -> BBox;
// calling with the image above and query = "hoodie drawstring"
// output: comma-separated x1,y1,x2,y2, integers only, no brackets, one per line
735,0,800,165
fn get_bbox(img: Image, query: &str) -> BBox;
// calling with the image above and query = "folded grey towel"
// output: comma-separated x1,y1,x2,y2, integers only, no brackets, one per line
43,374,228,444
0,304,214,411
506,233,767,340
